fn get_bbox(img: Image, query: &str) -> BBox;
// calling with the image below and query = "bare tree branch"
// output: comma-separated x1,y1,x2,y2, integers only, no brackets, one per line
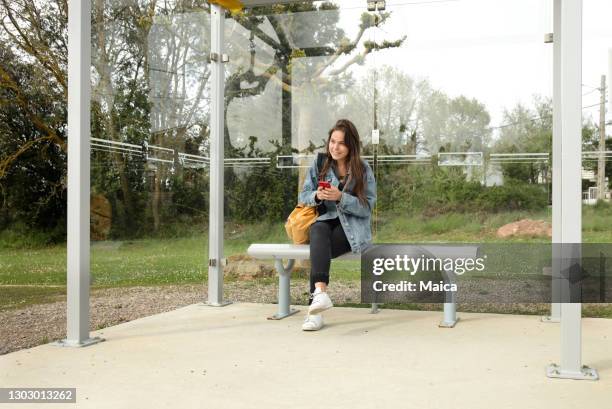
0,0,67,94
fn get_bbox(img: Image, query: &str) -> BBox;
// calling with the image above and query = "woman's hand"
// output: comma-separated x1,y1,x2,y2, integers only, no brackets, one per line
315,186,326,202
316,185,342,202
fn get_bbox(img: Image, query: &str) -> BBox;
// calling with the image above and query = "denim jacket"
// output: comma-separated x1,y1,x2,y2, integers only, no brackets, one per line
298,156,377,254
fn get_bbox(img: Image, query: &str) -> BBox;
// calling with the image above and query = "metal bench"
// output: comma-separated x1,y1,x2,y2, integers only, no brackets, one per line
247,243,479,327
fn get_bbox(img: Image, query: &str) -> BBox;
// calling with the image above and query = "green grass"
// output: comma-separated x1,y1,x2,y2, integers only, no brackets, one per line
91,237,208,286
0,286,66,312
0,222,289,287
0,246,68,285
2,208,612,312
375,209,553,243
582,201,612,242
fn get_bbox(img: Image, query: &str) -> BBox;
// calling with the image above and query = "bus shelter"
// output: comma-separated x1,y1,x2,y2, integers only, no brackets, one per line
63,0,596,380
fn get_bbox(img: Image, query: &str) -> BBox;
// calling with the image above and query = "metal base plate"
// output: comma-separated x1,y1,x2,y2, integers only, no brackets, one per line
546,364,599,380
541,315,561,323
53,337,105,348
203,301,233,307
439,317,459,328
268,308,299,320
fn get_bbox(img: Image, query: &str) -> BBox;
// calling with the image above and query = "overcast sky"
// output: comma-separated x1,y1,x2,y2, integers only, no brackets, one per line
332,0,612,130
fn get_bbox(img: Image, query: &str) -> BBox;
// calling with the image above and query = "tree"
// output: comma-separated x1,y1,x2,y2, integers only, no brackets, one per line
0,1,409,241
222,3,405,222
0,0,213,236
227,3,405,152
344,65,430,153
419,91,491,154
0,0,67,177
92,0,212,232
0,1,68,238
581,116,611,192
493,97,552,184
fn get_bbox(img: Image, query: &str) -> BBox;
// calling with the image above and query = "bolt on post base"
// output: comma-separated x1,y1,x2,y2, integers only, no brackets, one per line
546,364,599,380
267,308,300,320
53,337,104,348
438,317,459,328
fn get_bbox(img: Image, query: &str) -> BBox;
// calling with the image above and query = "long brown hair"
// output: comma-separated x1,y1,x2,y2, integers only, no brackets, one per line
319,119,367,205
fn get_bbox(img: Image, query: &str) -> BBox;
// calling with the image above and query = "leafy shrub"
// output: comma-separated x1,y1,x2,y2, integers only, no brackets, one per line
375,163,547,214
476,180,548,212
0,222,65,249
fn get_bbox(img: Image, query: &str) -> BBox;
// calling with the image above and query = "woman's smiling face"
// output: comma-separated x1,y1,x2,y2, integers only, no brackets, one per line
329,130,349,162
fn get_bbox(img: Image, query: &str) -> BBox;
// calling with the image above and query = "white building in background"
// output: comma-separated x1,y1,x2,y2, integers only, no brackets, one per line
582,168,610,204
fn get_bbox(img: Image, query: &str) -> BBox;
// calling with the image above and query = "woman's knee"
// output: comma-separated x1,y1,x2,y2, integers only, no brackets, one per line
310,222,329,239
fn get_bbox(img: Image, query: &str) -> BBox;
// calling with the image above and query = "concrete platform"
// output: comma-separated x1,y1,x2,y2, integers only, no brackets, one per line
1,303,611,409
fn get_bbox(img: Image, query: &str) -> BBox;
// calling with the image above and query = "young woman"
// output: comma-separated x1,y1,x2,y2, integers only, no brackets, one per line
298,119,377,331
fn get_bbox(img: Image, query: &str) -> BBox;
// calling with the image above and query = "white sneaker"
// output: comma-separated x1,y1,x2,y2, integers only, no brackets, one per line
308,290,333,315
302,314,324,331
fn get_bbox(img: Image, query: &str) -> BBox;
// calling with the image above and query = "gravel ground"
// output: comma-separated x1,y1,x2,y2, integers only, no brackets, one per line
0,280,361,356
1,280,607,356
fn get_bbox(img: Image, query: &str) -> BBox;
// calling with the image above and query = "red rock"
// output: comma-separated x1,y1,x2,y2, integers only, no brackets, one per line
496,219,552,238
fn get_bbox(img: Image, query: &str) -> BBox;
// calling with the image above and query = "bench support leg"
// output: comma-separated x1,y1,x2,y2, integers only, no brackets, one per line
268,259,299,320
439,267,458,328
439,302,459,328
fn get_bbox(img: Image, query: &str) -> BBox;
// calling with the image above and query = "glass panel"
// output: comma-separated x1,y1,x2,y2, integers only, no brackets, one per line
582,0,612,243
223,3,378,293
224,3,378,223
372,0,552,243
90,1,211,287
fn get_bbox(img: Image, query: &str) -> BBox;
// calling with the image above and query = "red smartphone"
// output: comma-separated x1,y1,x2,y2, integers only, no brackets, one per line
318,181,331,189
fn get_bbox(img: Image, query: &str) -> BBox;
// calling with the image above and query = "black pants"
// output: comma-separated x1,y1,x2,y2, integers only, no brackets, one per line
309,218,352,300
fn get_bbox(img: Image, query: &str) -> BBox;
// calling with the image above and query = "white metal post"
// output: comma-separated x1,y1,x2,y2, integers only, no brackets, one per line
547,0,597,380
544,0,562,324
439,303,457,328
207,4,230,307
57,0,102,348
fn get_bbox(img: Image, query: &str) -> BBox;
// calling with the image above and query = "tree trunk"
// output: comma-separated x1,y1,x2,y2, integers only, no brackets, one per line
152,168,161,232
93,0,135,232
295,80,315,196
294,79,315,270
280,63,295,219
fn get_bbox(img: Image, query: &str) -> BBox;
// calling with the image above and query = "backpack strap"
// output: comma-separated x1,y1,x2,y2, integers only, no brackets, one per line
316,152,327,179
314,152,329,216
